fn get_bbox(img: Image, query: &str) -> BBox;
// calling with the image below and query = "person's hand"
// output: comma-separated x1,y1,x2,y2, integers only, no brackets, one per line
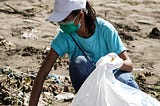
105,53,123,70
96,53,123,70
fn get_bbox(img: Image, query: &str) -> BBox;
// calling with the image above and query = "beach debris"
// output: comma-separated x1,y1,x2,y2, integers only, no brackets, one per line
119,31,134,41
0,35,16,50
47,74,65,85
115,23,140,32
55,93,75,101
0,3,35,17
148,27,160,39
135,70,160,101
0,66,74,105
4,44,50,58
136,72,147,82
21,46,42,56
136,20,152,25
0,36,19,56
114,23,140,41
0,35,4,42
20,28,40,40
21,32,37,40
11,26,41,40
0,66,12,75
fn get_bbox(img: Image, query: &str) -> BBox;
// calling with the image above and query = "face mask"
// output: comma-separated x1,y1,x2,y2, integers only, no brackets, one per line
59,16,81,34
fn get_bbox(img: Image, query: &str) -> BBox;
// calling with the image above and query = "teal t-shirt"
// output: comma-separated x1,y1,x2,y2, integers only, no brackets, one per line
50,17,126,63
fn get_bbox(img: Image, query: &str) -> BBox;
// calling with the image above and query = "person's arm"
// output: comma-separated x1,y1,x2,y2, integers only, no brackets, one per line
29,48,58,106
118,51,133,72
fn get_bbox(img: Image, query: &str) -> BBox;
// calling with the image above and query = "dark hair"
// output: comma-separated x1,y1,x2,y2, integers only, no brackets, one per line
71,1,96,35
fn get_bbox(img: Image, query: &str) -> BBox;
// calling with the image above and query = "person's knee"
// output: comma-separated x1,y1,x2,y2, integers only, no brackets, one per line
69,56,88,71
73,56,87,64
116,73,133,83
114,71,140,89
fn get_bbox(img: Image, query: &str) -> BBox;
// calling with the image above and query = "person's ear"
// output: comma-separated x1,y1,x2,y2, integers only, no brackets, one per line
75,11,83,25
79,11,84,20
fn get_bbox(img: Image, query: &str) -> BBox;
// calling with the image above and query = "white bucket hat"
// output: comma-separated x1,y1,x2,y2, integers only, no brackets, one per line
47,0,87,22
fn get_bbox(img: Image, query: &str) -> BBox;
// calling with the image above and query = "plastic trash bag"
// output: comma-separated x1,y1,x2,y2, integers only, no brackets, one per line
71,53,160,106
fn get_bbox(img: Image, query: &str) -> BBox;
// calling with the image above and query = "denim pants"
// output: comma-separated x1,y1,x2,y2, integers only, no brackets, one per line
69,56,140,92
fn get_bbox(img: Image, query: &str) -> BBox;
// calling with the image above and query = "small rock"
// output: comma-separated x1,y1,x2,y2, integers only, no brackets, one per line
0,35,4,41
148,27,160,39
136,72,147,81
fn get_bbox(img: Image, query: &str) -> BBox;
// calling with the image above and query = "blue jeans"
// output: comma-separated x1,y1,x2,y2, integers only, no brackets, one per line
69,56,140,92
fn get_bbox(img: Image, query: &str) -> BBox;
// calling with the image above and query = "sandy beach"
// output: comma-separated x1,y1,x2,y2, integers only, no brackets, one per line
0,0,160,105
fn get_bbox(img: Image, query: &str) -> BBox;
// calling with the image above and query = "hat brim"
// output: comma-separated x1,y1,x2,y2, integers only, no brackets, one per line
46,11,71,22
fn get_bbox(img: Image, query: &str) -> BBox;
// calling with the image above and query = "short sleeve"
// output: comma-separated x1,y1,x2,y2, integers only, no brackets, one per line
104,22,126,54
50,32,68,56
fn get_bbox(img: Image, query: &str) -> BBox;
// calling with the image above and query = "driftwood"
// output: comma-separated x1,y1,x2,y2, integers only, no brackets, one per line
0,3,35,17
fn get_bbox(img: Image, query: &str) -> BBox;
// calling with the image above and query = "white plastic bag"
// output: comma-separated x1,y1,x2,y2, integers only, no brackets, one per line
71,53,160,106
